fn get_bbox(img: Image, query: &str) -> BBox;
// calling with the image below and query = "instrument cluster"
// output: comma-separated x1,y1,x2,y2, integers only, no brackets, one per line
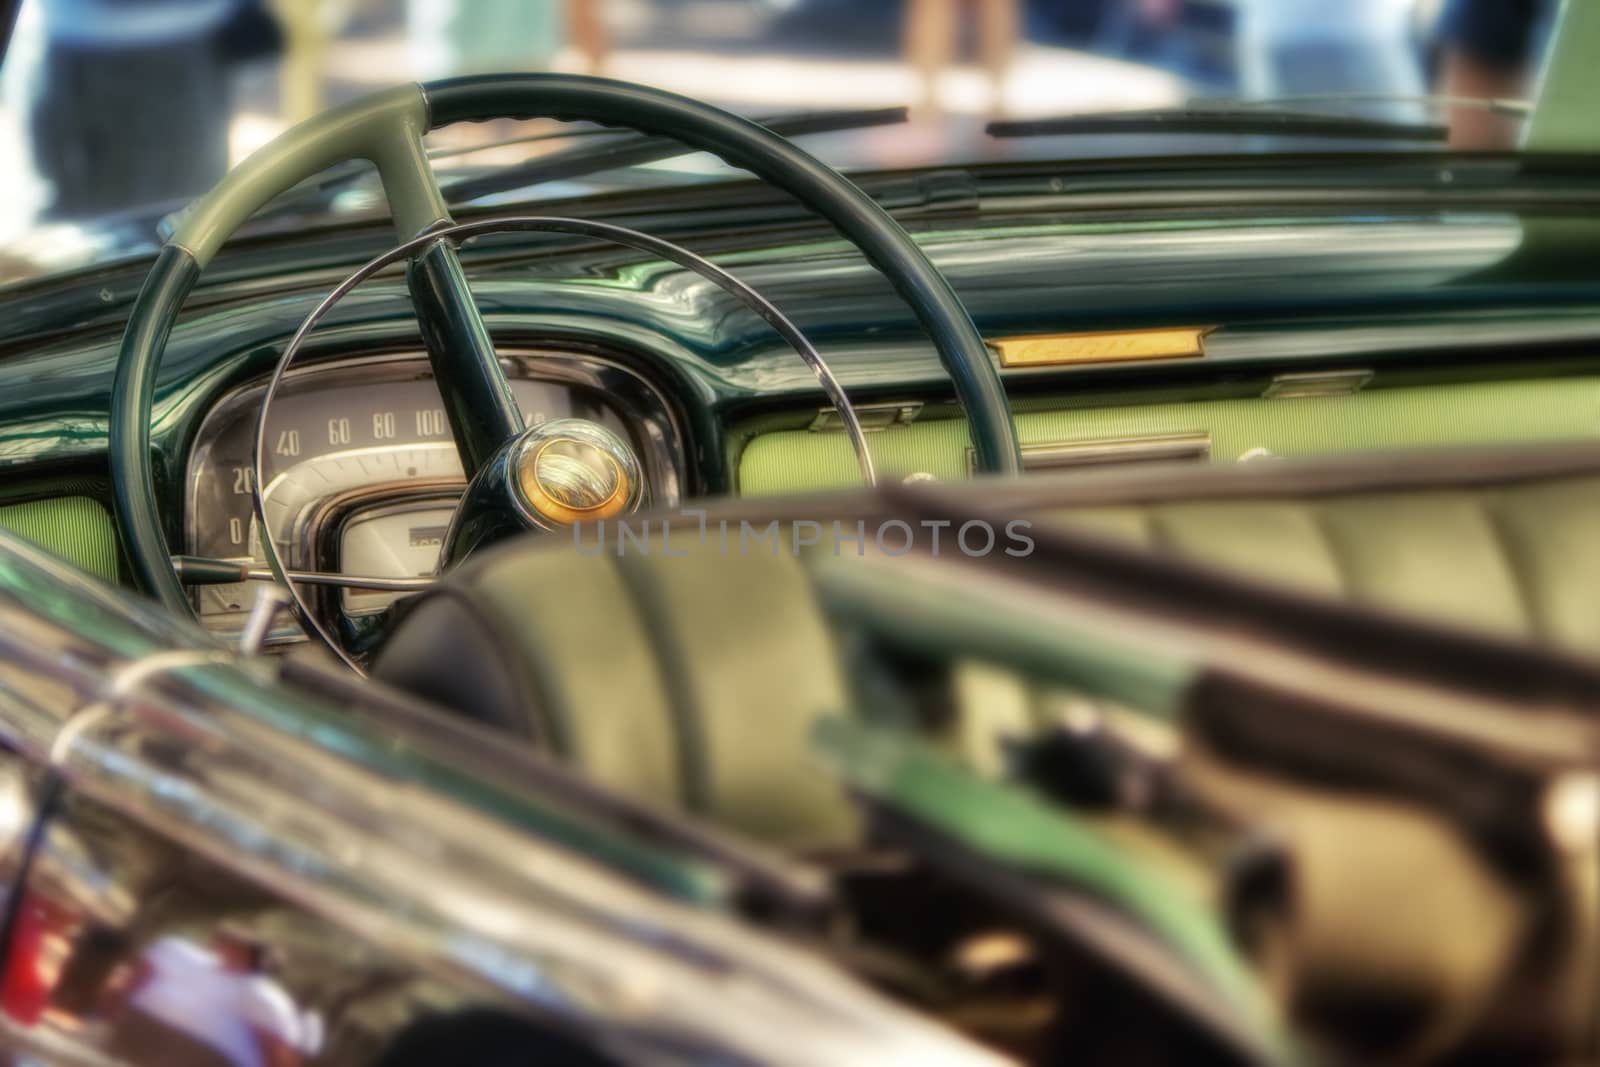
185,350,683,640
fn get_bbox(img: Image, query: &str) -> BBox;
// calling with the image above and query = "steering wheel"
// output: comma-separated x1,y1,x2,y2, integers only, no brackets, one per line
111,74,1022,620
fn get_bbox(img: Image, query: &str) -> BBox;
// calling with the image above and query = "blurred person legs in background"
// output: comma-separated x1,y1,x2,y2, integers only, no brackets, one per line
904,0,1019,118
0,0,49,239
25,0,273,219
1435,0,1550,147
1236,0,1425,121
566,0,608,75
276,0,344,122
449,0,572,75
1075,0,1208,87
407,0,603,157
408,1,604,80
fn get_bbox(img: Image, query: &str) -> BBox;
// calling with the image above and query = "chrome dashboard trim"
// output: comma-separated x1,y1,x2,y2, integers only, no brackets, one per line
1262,368,1375,399
259,441,462,565
810,401,924,433
185,347,687,640
964,432,1212,476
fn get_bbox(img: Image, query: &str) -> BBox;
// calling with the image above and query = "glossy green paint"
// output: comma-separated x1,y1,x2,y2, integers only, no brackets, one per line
3,156,1600,557
406,239,527,477
812,555,1195,716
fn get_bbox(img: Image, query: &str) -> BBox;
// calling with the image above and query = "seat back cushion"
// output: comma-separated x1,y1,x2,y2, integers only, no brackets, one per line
374,536,857,849
1043,472,1600,656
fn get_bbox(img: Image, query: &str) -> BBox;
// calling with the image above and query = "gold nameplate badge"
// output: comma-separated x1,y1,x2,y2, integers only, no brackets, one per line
989,326,1215,368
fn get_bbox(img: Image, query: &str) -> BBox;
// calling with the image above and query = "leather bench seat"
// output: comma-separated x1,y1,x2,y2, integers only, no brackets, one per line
373,443,1600,1061
376,537,861,848
376,444,1600,840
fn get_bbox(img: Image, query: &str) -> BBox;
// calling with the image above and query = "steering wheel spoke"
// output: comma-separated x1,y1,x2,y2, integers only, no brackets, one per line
404,239,525,478
378,126,525,478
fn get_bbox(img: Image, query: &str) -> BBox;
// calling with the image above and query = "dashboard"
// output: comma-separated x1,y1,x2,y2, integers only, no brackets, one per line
0,165,1585,659
186,349,684,640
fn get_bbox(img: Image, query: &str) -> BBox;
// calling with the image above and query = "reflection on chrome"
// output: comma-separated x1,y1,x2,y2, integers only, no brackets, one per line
0,528,1002,1067
513,418,644,528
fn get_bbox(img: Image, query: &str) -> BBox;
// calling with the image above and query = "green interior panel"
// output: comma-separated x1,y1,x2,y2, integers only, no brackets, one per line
0,497,119,584
738,377,1600,494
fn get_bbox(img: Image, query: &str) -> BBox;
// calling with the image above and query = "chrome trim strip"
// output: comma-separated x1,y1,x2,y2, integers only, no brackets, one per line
966,432,1211,476
810,401,923,433
1262,369,1374,399
0,527,1003,1067
49,649,233,765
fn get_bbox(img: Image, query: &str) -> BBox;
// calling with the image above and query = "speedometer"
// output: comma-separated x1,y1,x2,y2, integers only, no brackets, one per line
186,351,678,638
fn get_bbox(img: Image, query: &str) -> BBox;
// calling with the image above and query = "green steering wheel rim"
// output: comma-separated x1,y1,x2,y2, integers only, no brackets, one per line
111,74,1021,616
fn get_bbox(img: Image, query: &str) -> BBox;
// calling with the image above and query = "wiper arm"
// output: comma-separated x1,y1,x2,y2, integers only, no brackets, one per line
439,105,909,205
988,106,1447,142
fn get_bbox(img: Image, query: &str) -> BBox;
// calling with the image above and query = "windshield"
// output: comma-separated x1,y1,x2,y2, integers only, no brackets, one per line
0,0,1563,268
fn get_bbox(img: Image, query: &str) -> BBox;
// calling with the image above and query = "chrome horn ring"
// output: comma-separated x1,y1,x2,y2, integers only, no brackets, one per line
251,215,877,670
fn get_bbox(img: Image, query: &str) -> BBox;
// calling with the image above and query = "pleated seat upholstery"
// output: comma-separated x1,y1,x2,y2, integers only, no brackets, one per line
374,443,1600,1059
1050,473,1600,655
377,444,1600,838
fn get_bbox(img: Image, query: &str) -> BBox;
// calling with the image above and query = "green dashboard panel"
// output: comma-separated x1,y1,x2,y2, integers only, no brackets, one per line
738,377,1600,494
0,497,119,584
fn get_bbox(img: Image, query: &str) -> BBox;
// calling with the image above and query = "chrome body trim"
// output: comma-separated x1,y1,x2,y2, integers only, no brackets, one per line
0,528,1002,1066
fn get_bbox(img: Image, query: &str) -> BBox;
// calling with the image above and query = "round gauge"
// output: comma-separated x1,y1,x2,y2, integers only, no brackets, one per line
186,357,649,634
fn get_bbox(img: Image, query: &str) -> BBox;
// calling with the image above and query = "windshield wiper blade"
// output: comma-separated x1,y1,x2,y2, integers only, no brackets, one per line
988,106,1448,142
440,105,909,205
1205,92,1530,117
